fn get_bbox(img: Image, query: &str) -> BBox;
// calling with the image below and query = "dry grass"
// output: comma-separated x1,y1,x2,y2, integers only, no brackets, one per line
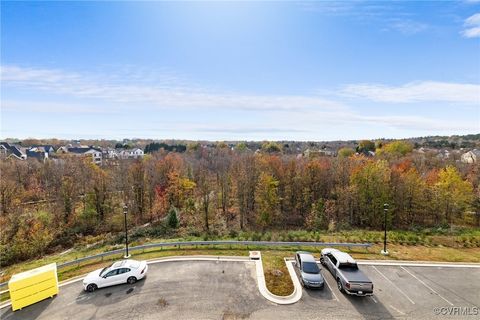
261,251,294,296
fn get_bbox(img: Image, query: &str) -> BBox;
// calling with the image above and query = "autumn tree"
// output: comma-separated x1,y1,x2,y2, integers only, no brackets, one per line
129,160,146,222
233,153,257,230
390,161,428,227
261,141,282,153
193,156,214,232
350,160,391,228
377,141,413,158
255,172,279,230
435,166,474,224
338,147,355,158
356,140,375,154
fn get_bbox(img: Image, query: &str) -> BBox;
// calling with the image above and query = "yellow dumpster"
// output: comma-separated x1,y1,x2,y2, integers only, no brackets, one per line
8,263,59,311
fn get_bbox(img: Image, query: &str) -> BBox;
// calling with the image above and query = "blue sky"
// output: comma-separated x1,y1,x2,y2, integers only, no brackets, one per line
1,0,479,141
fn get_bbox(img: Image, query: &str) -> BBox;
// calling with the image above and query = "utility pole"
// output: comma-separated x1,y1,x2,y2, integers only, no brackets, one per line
123,204,131,259
381,203,389,255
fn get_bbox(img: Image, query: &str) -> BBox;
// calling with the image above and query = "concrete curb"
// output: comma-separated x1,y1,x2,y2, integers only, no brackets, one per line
253,254,302,305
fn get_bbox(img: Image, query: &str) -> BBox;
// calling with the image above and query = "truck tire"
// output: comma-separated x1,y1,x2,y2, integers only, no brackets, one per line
337,278,344,293
320,257,325,266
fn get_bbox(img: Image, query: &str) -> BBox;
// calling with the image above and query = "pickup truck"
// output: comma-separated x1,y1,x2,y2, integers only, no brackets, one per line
320,248,373,296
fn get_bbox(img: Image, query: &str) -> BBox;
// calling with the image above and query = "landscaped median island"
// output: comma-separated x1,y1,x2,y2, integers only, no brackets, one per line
1,230,480,303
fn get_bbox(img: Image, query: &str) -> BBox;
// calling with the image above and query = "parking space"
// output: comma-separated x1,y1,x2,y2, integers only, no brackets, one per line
1,260,478,320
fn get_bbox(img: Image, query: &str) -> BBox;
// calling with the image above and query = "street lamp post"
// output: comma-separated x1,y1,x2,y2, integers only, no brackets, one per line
123,204,131,259
381,203,389,255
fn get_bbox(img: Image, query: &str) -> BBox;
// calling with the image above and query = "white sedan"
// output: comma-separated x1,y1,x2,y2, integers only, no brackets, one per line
83,259,148,292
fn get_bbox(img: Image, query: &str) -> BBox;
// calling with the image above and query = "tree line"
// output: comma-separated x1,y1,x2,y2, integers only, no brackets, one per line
0,141,478,266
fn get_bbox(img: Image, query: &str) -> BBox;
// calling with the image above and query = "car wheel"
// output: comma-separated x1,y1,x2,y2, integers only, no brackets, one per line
320,257,325,265
127,276,137,284
86,284,97,292
337,279,344,293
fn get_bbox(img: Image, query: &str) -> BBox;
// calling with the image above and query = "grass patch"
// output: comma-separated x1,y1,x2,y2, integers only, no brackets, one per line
261,251,294,296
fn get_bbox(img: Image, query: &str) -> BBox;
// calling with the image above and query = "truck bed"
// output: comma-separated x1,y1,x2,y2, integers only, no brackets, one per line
338,268,371,283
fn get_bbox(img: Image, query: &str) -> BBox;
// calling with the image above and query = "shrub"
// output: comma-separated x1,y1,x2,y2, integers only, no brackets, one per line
167,207,179,229
228,229,238,238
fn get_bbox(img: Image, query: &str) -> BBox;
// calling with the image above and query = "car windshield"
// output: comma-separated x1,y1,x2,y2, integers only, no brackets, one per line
302,262,320,274
338,263,358,271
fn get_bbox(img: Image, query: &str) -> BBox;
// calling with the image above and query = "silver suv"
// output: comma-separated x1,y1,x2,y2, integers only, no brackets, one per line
294,251,324,289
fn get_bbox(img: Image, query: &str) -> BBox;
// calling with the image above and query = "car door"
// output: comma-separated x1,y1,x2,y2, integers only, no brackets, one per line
118,268,131,283
103,268,122,287
326,254,337,275
295,254,301,269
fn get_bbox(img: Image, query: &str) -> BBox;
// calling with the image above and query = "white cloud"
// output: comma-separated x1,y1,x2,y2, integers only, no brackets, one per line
1,100,116,114
342,81,480,104
389,20,428,35
466,13,480,25
1,65,345,112
2,65,478,140
462,13,480,38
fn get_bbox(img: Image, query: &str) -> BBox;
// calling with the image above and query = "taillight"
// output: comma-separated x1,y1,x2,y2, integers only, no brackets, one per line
346,282,350,289
141,267,146,274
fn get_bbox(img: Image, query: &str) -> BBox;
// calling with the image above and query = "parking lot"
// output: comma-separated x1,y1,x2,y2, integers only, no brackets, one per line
0,259,478,320
290,263,480,320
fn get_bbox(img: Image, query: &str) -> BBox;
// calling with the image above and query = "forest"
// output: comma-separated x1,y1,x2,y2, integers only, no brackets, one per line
0,140,478,267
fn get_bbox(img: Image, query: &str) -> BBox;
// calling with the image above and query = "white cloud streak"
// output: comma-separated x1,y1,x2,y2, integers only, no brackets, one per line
342,81,480,104
2,65,478,139
462,13,480,38
1,65,344,112
389,20,428,35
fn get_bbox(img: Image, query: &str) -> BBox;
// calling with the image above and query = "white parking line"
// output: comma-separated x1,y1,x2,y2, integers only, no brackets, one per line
372,266,415,305
323,275,339,302
370,295,378,304
400,266,454,306
390,304,406,315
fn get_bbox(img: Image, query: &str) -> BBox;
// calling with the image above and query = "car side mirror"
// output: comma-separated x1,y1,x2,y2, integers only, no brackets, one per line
103,275,107,278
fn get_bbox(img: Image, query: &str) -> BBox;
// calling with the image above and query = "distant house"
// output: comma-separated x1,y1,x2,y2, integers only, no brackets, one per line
0,142,9,159
31,145,55,155
461,149,480,164
67,146,103,165
103,148,118,159
118,148,144,159
304,148,336,158
0,142,27,160
436,149,450,160
56,146,69,154
26,147,49,162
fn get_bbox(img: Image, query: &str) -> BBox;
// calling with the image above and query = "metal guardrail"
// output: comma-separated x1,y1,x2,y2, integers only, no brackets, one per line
0,240,371,292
